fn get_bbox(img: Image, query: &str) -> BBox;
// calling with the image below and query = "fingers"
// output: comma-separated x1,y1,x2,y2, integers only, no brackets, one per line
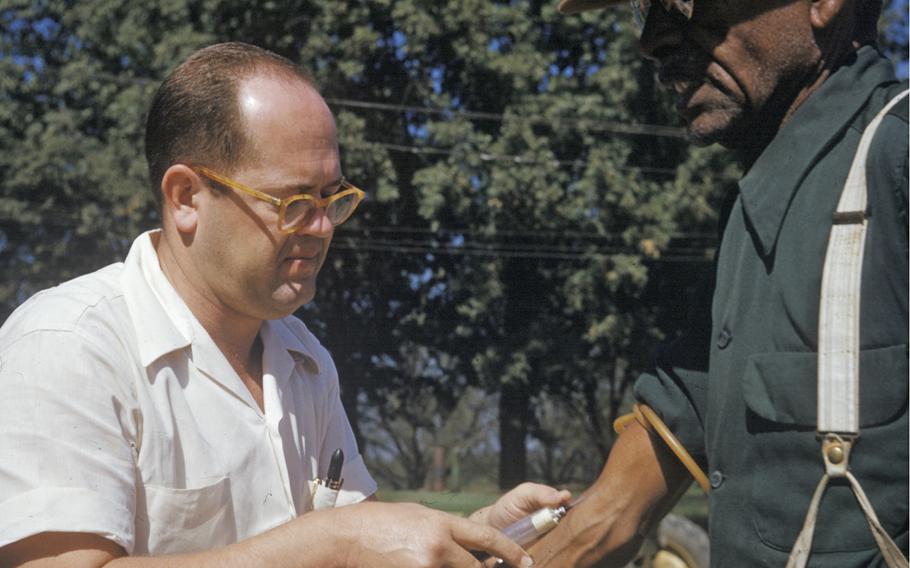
508,482,573,510
486,483,573,531
449,515,534,568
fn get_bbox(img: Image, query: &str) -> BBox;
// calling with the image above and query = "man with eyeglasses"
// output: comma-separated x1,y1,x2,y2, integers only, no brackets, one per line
0,42,567,567
527,0,907,566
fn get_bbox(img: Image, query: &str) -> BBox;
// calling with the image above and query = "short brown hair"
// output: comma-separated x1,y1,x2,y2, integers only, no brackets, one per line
144,42,317,208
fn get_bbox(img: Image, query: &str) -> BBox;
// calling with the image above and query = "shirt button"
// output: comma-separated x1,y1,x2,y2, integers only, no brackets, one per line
710,470,725,489
716,328,733,349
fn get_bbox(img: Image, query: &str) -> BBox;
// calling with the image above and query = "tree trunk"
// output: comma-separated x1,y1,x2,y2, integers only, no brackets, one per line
337,364,364,452
431,446,446,491
498,383,529,490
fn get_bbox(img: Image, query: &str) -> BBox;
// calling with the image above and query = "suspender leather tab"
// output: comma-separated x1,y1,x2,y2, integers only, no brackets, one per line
831,210,868,224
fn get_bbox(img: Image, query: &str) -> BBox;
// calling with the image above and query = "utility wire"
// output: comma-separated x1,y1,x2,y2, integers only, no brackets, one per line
0,215,714,262
334,235,714,258
371,141,681,176
51,73,698,175
0,213,718,244
343,231,716,251
327,97,687,139
331,239,713,263
342,234,715,252
350,225,717,241
344,235,606,254
81,72,686,140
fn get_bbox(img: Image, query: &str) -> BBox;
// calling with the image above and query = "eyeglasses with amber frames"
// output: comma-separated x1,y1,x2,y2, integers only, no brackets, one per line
192,166,365,234
629,0,693,28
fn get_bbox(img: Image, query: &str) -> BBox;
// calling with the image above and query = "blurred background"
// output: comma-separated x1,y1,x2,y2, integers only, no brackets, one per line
1,0,907,535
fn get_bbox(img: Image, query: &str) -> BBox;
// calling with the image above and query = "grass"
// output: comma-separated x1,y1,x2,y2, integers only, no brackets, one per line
672,486,709,530
380,485,709,529
378,489,499,516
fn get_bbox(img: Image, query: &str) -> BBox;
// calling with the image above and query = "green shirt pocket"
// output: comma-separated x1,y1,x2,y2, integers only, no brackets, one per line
743,344,907,427
741,345,908,553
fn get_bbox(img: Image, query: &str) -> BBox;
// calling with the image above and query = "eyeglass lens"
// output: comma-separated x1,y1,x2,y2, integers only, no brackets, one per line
282,193,360,231
629,0,693,28
629,0,651,28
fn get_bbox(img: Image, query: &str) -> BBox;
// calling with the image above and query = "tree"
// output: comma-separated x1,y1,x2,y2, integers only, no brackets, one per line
2,0,905,491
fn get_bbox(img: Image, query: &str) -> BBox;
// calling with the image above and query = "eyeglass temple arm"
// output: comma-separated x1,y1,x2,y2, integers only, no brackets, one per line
195,166,282,206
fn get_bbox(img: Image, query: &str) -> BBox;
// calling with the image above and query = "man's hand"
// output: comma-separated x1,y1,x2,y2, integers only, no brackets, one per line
338,501,534,568
1,503,534,568
469,483,572,530
526,421,691,567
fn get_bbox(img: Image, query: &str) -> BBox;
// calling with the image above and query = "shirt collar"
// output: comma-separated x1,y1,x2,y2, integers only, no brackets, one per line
737,46,898,258
120,230,192,367
121,230,321,375
262,318,321,376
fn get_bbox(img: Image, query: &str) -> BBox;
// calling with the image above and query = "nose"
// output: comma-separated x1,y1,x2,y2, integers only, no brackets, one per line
639,4,686,61
294,206,334,238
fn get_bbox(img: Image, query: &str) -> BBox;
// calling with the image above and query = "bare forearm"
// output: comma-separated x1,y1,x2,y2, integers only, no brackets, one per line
104,508,352,568
6,497,544,568
528,422,691,567
3,510,351,568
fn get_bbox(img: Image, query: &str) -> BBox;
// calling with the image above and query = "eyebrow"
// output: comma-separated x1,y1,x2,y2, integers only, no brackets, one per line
265,176,345,196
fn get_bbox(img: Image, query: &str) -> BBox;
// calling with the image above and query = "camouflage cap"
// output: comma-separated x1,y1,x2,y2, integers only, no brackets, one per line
557,0,622,14
559,0,694,20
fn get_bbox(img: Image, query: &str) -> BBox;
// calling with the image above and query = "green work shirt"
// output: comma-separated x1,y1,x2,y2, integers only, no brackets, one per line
635,46,908,567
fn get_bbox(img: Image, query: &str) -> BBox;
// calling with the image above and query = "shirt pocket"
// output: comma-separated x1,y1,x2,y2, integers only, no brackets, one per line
135,476,237,555
741,345,908,554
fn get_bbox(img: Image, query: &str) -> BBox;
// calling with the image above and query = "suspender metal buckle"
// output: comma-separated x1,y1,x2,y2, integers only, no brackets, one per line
819,432,855,477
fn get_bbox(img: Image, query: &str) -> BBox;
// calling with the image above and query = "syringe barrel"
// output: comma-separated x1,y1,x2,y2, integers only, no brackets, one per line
500,506,565,547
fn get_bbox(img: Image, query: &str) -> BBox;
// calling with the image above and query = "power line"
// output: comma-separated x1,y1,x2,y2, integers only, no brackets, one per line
83,73,687,140
0,214,714,262
327,97,687,139
351,225,716,241
346,235,604,255
371,141,681,176
331,241,712,263
344,234,714,254
0,213,719,245
331,237,714,263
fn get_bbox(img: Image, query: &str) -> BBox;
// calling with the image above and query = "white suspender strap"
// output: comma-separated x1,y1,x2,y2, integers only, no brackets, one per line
818,88,909,435
786,89,909,568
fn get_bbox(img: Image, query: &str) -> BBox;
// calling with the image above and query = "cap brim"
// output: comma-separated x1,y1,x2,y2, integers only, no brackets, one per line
558,0,624,14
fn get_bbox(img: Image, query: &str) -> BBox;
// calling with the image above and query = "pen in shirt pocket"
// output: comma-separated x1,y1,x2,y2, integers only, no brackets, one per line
311,448,344,510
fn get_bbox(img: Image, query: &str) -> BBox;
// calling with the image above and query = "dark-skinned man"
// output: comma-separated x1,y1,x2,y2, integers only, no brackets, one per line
528,0,908,566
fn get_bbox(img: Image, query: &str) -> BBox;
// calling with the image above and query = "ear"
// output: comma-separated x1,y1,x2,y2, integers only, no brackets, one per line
160,164,202,234
809,0,849,31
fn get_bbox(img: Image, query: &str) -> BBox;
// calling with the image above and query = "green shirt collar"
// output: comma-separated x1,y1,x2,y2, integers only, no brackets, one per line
737,46,897,258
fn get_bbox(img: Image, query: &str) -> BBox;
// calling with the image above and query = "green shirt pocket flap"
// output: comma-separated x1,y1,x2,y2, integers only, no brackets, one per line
742,344,908,427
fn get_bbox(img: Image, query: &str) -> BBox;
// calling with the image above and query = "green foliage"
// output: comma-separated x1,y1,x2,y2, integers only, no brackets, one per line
378,489,498,517
5,0,902,489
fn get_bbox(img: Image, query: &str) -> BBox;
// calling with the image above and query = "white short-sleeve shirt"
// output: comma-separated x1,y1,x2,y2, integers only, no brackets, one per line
0,230,376,554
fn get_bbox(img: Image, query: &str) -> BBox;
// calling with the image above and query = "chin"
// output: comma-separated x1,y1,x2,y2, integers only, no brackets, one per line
684,120,727,147
270,285,315,315
685,107,748,149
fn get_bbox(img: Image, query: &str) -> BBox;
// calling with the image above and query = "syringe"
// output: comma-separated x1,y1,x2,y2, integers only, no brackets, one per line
473,495,583,561
499,505,567,547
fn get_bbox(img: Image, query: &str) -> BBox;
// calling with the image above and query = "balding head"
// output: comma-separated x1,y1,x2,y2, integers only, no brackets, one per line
144,42,319,209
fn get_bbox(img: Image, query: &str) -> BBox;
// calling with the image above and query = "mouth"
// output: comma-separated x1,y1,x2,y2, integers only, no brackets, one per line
660,72,700,113
654,49,709,110
287,250,320,261
660,63,724,121
283,244,324,277
670,79,692,95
